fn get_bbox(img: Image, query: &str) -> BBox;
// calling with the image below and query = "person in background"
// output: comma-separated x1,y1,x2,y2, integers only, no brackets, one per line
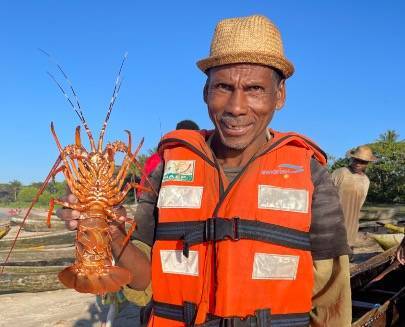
136,120,199,200
331,145,377,252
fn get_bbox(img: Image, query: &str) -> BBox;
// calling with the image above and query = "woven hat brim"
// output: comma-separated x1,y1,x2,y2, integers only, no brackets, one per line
197,52,294,78
348,151,378,162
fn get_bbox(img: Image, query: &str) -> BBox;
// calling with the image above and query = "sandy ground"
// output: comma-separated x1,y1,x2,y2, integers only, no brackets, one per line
0,289,106,327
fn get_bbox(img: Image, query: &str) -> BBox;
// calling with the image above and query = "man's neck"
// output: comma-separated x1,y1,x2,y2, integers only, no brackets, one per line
348,166,365,175
210,132,269,169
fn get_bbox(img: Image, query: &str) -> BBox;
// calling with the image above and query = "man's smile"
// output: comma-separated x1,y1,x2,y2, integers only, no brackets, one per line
220,120,254,136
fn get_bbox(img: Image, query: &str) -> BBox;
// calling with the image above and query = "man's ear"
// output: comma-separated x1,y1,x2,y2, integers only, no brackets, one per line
275,80,286,110
203,82,208,104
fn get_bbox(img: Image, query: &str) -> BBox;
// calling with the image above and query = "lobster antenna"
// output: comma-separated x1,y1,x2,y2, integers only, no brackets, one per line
40,49,96,151
39,49,85,121
46,72,83,123
98,52,128,152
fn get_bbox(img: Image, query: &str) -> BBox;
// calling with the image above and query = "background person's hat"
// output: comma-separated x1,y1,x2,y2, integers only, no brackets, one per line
347,145,377,162
197,15,294,78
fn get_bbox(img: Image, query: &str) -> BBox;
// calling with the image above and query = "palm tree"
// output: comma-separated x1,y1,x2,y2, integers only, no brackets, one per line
377,130,399,143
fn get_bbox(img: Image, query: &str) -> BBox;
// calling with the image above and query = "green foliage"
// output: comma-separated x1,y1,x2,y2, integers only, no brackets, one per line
9,180,22,202
328,156,349,172
367,131,405,204
17,186,38,202
0,183,13,203
1,181,67,208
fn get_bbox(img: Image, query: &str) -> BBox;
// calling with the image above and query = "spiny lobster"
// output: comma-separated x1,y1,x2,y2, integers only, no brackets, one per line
1,52,153,295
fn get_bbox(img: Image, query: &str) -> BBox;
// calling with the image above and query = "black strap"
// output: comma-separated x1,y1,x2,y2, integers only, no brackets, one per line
153,301,197,326
153,301,310,326
202,312,310,327
156,217,311,257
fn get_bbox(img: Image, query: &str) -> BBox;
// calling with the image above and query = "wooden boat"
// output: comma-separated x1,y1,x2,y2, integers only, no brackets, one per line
369,233,404,251
0,223,10,240
0,229,75,249
0,244,75,265
10,215,66,232
0,244,75,294
351,246,405,326
359,206,400,222
0,265,67,294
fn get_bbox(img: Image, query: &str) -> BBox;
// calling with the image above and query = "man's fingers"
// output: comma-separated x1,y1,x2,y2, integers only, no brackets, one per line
65,220,78,231
60,193,78,203
56,208,81,221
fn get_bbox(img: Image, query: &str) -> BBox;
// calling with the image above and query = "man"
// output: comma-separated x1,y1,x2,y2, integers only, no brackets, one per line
331,145,377,249
58,15,351,326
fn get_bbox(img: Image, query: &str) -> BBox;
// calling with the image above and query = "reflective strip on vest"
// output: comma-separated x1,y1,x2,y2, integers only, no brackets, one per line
258,185,309,213
252,253,299,280
157,185,204,208
160,250,199,276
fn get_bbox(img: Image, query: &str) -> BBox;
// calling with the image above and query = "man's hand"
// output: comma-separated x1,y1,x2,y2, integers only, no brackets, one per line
56,193,128,234
56,194,80,230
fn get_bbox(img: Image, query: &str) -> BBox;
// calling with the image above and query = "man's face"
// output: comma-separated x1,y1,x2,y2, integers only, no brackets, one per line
350,158,369,174
204,64,285,151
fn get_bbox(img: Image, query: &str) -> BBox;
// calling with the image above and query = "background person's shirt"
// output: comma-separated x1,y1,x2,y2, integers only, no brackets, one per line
331,167,370,246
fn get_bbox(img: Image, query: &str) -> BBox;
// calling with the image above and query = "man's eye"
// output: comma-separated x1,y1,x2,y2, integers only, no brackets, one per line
214,83,232,91
247,85,265,93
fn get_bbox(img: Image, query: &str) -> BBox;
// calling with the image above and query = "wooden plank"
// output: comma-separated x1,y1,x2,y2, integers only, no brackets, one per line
0,266,66,293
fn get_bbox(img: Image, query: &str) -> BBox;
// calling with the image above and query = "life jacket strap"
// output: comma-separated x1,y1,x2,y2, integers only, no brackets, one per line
153,301,310,326
203,311,310,327
153,300,197,326
156,218,311,257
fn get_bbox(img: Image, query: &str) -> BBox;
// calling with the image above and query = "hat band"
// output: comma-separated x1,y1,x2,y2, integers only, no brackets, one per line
197,51,294,78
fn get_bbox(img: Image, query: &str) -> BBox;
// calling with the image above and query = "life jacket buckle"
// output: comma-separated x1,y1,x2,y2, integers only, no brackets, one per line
204,217,240,242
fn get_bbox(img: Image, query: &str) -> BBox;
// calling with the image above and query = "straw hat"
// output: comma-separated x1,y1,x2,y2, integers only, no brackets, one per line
197,15,294,78
348,145,377,162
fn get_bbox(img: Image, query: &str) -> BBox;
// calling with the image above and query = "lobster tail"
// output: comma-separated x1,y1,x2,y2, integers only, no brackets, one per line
58,215,133,294
58,265,132,294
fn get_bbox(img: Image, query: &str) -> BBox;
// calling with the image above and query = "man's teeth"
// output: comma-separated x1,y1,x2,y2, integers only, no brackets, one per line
225,123,246,129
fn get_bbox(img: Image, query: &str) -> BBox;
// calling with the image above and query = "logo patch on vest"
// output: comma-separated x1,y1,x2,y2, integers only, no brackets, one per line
258,185,309,213
157,185,203,208
162,160,195,182
252,253,299,280
261,164,304,175
160,250,199,276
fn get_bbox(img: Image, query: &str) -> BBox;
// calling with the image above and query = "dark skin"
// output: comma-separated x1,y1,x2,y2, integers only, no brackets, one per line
57,63,285,290
349,158,369,175
204,64,285,168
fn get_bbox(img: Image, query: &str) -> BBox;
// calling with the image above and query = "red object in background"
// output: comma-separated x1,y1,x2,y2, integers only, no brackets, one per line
137,153,162,198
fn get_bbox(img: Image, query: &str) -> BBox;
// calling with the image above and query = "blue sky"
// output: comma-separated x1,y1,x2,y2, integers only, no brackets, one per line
0,1,404,184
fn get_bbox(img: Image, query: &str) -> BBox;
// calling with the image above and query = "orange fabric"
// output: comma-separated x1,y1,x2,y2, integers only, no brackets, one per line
150,129,326,326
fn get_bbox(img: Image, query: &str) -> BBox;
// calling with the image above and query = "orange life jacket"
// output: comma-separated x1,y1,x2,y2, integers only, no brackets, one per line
148,129,327,327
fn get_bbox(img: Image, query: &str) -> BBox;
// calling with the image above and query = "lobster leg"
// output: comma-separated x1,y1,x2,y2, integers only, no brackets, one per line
46,165,67,227
109,182,151,205
103,207,137,261
1,156,62,274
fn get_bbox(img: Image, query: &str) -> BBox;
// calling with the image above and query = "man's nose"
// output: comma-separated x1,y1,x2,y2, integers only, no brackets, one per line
225,89,248,116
